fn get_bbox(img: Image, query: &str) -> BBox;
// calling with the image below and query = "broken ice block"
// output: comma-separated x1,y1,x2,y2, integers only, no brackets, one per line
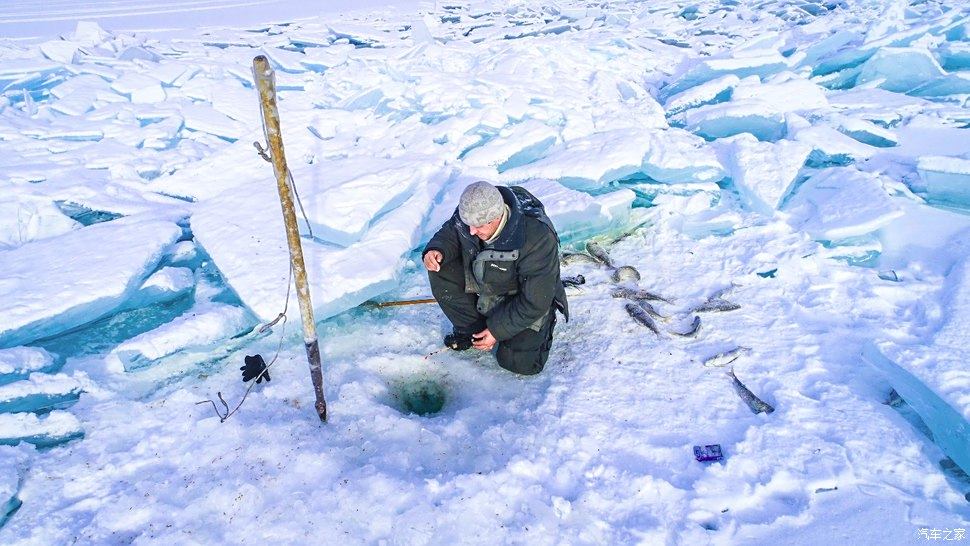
862,343,970,477
784,167,904,240
163,241,200,269
836,117,897,148
106,302,255,372
500,128,652,190
503,127,725,188
0,216,183,347
461,120,559,173
0,196,81,250
518,179,634,242
663,52,788,99
790,122,878,167
0,444,32,527
0,348,57,386
917,156,970,208
730,74,829,113
296,158,450,246
124,267,195,310
911,73,970,98
716,134,811,215
664,75,740,116
640,128,726,184
0,373,82,413
856,47,946,93
180,103,247,141
684,100,788,142
0,411,83,448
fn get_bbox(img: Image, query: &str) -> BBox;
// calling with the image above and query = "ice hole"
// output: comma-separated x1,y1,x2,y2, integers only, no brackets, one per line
391,378,447,416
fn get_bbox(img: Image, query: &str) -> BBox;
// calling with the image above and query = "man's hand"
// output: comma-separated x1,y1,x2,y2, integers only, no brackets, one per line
472,328,497,351
423,250,443,272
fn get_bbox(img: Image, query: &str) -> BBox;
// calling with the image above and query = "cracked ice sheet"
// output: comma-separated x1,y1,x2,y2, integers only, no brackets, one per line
292,156,452,247
500,127,725,189
0,348,56,384
0,214,184,348
783,167,904,241
188,161,454,322
0,411,82,447
928,238,970,422
0,195,82,250
714,134,811,216
0,373,83,412
106,302,255,373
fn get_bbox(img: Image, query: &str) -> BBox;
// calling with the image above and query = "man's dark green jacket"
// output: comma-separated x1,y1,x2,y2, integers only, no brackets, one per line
423,185,569,341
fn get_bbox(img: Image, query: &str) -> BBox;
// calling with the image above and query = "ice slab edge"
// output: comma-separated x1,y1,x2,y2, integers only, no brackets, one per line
862,342,970,476
0,217,184,348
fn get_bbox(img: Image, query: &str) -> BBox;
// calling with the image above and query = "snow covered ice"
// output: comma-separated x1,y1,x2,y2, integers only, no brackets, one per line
0,0,969,543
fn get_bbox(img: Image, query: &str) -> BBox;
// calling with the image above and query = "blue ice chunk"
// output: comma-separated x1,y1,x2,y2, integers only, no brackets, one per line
123,267,195,311
0,59,64,91
936,42,970,71
945,21,968,42
0,495,22,530
338,87,385,110
836,118,898,148
784,168,902,240
685,102,788,142
862,343,970,476
662,53,788,99
622,178,720,209
0,444,32,529
0,348,57,386
917,156,970,209
0,217,183,348
813,65,862,90
32,292,195,361
161,241,200,269
0,374,82,413
795,30,861,69
664,75,739,116
0,411,83,448
856,47,946,93
911,73,970,98
497,136,558,172
107,302,255,373
811,47,874,77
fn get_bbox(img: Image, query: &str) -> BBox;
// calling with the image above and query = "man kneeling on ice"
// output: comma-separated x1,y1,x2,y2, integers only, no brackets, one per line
422,181,568,375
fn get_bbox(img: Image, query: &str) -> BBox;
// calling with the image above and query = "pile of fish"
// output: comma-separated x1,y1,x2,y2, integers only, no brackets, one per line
562,238,773,417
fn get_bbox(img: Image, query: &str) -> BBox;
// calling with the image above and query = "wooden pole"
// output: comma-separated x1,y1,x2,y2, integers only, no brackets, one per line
252,55,327,422
365,298,438,308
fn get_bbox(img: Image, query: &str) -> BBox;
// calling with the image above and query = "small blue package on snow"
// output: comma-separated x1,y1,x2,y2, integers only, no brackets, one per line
693,444,724,462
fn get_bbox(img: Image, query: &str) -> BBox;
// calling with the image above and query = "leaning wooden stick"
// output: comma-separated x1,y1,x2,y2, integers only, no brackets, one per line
252,55,327,422
365,298,438,308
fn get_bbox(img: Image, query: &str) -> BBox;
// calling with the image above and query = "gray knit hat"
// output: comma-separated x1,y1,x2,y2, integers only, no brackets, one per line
458,181,504,226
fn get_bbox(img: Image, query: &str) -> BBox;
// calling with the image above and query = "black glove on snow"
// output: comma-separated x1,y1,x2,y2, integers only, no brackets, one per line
241,354,271,383
444,332,473,351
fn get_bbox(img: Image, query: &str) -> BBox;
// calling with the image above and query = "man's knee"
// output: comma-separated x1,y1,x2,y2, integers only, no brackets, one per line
496,343,550,375
495,315,556,376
